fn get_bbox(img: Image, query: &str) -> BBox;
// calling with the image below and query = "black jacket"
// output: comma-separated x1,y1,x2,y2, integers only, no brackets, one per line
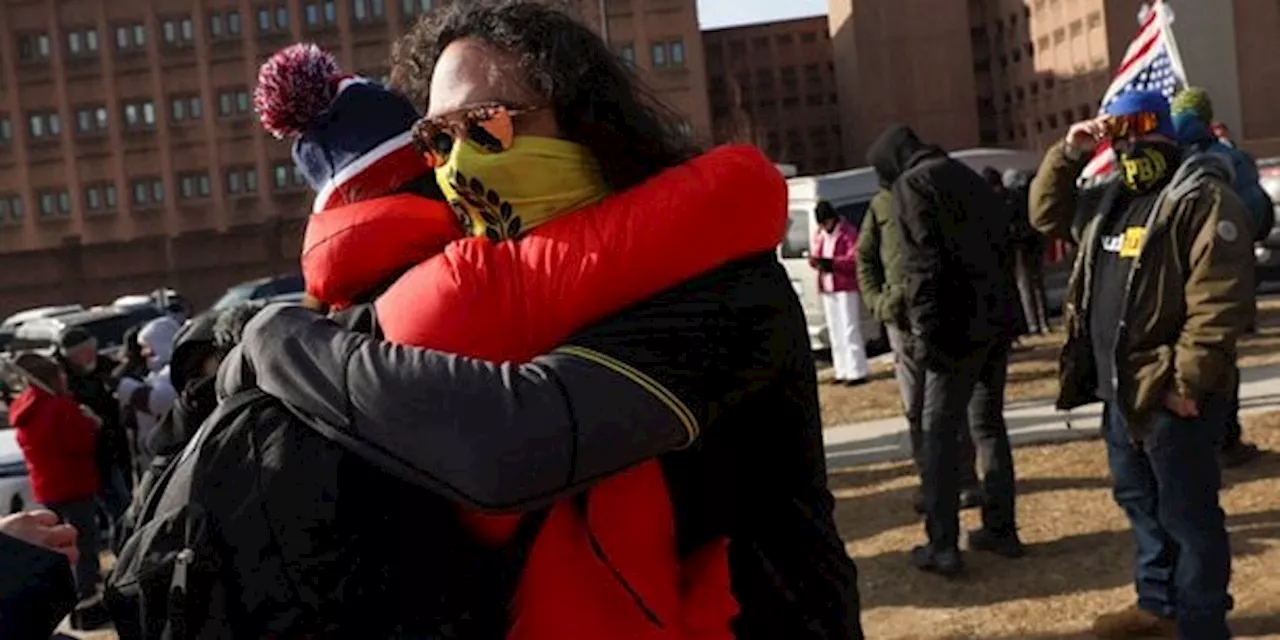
0,532,77,639
63,355,131,479
867,126,1015,353
220,252,864,639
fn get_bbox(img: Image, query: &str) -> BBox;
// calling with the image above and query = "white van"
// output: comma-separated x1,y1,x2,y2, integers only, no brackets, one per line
783,148,1043,352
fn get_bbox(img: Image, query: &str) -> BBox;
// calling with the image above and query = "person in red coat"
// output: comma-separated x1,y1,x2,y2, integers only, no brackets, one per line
10,353,103,607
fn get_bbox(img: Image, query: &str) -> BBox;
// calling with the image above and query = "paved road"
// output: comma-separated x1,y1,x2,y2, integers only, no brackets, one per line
824,363,1280,468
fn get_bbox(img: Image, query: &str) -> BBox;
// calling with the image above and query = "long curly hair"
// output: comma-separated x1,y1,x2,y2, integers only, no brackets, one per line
392,0,699,192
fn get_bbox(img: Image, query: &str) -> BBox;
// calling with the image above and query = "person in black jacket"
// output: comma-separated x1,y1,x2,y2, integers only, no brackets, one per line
867,125,1022,577
0,509,79,639
57,328,133,534
217,3,863,637
118,302,267,548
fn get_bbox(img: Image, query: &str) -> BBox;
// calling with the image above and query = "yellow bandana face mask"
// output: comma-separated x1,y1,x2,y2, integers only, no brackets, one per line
437,136,610,241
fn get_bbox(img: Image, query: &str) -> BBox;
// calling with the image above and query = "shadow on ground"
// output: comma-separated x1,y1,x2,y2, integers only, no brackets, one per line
950,611,1280,639
848,508,1280,611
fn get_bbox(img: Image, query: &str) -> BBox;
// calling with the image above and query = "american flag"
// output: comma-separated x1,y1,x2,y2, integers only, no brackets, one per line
1079,1,1188,184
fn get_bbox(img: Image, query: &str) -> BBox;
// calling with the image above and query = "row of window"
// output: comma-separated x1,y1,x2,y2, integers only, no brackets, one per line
0,163,307,225
14,0,437,61
616,38,687,70
0,91,253,144
708,28,828,64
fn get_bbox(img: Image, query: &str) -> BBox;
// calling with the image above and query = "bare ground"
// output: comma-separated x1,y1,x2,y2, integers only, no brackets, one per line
833,411,1280,639
819,297,1280,427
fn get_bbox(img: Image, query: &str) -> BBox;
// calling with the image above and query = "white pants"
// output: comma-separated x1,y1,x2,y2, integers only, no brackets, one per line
822,290,869,381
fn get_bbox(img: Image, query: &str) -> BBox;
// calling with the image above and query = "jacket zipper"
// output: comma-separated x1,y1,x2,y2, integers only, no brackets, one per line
1108,186,1178,401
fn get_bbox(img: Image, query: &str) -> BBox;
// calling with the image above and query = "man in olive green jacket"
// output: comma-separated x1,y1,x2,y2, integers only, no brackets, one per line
856,187,979,511
1029,90,1253,640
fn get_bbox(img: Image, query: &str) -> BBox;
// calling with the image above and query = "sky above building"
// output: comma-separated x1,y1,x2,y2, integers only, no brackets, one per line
697,0,827,29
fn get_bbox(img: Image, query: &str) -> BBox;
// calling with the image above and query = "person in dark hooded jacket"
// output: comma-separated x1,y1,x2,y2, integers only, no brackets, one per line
118,302,268,548
866,124,1021,577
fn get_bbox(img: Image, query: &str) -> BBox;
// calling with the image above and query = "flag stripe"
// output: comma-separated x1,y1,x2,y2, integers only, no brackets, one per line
1078,0,1186,185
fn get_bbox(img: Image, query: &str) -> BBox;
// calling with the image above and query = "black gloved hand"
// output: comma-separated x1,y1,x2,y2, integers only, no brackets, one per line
816,258,835,273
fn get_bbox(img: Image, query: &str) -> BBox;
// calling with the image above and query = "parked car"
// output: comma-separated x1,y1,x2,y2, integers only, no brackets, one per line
1,304,85,330
1253,159,1280,283
208,274,305,314
7,305,163,359
0,408,32,516
783,148,1044,353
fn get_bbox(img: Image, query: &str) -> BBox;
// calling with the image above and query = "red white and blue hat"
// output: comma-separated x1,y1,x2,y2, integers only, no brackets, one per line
254,43,429,214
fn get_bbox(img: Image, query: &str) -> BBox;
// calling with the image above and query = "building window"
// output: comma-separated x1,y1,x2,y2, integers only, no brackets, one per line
651,42,666,67
304,3,321,26
258,8,272,32
324,1,337,23
28,111,61,139
1053,28,1065,44
650,39,685,69
162,18,196,45
1069,20,1082,38
132,178,165,206
122,100,157,129
217,89,253,117
66,29,100,57
1,116,12,145
3,195,24,221
776,34,793,47
18,33,52,61
273,162,308,190
115,23,147,50
210,13,224,37
801,31,817,44
403,0,433,16
1087,11,1102,29
179,172,211,199
171,95,203,122
84,183,117,213
780,66,797,90
276,7,289,29
226,167,258,195
75,106,109,134
618,43,635,67
228,11,242,35
36,189,71,219
353,0,386,21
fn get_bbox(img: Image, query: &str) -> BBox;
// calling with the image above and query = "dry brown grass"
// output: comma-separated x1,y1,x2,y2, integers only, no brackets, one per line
832,411,1280,639
820,297,1280,427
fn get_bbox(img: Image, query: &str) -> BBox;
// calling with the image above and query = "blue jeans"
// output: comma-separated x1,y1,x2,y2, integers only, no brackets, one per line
1103,400,1233,639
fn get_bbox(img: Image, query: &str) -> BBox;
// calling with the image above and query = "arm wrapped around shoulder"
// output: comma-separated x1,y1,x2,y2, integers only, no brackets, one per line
1174,180,1257,402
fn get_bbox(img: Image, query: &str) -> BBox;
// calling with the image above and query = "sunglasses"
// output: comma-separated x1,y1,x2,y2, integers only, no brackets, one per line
412,103,542,168
1102,112,1161,140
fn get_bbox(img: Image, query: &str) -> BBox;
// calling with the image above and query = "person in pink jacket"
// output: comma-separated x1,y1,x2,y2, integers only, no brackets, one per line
811,201,869,385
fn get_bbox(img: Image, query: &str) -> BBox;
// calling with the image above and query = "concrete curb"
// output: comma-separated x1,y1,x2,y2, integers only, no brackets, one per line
824,363,1280,468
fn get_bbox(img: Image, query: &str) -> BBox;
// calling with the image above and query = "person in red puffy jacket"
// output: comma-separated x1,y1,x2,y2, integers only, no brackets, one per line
228,4,864,638
10,353,104,606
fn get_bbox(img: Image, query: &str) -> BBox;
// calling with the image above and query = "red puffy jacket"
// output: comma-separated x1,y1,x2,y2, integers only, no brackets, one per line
301,145,786,639
12,387,100,505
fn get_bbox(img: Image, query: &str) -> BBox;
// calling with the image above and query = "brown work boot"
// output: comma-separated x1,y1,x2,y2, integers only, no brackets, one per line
1092,605,1176,639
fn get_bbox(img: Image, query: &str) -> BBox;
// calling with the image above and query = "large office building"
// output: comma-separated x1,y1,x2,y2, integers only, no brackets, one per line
0,0,710,314
703,16,844,175
829,0,1280,163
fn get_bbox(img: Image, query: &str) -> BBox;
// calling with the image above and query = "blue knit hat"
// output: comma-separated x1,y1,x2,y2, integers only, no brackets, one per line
255,43,429,213
1102,90,1175,139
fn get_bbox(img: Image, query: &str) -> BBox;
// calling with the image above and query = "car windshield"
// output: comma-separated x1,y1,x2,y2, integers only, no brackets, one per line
210,283,260,312
80,309,161,351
